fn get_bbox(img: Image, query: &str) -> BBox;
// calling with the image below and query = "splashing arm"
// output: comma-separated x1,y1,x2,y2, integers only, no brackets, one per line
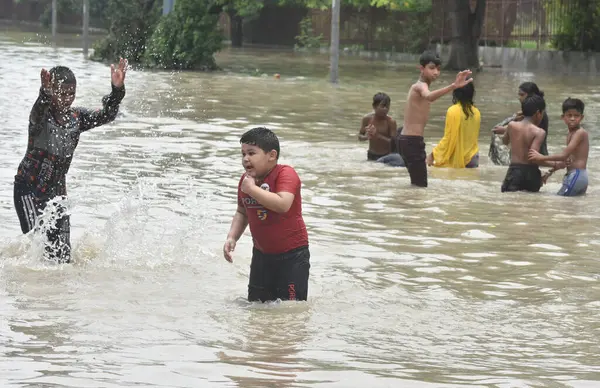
76,84,126,132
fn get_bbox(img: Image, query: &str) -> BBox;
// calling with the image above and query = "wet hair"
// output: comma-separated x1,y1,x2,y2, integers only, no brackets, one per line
518,82,544,98
562,97,584,114
372,92,390,108
240,127,280,159
452,80,475,119
49,66,76,85
521,94,546,117
419,50,442,67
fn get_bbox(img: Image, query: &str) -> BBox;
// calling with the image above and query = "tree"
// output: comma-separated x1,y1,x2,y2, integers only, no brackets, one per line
445,0,486,70
91,0,160,64
218,0,265,47
552,0,600,52
144,0,223,69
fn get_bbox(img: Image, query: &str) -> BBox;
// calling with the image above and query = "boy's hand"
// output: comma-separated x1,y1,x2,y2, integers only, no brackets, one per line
366,124,376,139
426,153,434,166
541,171,553,185
40,68,52,91
528,149,542,161
241,174,256,194
514,111,524,121
492,126,506,134
223,238,236,262
452,70,473,89
111,57,128,88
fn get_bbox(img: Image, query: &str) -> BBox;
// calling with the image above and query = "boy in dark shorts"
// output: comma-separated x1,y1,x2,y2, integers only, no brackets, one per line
492,95,547,193
397,50,472,187
223,127,310,303
528,97,589,196
14,59,127,263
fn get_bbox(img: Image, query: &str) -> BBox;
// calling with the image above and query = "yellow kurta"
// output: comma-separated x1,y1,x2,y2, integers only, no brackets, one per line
432,103,481,168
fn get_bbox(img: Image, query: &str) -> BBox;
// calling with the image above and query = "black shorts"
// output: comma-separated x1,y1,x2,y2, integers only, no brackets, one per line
13,181,71,263
248,245,310,303
501,163,542,193
397,134,427,187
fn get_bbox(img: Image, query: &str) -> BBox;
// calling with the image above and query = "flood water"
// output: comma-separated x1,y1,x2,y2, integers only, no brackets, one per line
1,31,600,387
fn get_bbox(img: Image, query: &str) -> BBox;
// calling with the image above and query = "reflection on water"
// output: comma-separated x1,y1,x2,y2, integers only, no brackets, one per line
1,31,600,387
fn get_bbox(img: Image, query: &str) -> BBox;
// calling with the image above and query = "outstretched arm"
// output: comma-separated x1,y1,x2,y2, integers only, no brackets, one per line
77,58,128,132
529,130,586,162
76,85,126,132
417,70,472,103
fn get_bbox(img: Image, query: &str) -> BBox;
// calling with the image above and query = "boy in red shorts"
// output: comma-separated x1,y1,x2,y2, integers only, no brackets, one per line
223,127,310,303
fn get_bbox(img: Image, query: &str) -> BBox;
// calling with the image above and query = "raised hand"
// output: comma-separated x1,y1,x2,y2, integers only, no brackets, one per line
111,57,128,88
241,174,257,193
40,68,52,91
453,70,473,89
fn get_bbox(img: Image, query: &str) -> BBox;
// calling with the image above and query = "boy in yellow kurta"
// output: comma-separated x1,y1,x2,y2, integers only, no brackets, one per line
427,82,481,168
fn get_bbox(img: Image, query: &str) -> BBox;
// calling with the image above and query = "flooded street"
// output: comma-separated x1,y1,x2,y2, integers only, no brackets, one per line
1,32,600,387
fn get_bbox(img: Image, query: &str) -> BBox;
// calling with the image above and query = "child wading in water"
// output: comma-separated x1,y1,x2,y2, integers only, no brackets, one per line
224,127,310,303
14,59,128,263
397,50,472,187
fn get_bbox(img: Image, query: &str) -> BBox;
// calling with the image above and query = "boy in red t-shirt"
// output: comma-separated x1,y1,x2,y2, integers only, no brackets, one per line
223,127,310,302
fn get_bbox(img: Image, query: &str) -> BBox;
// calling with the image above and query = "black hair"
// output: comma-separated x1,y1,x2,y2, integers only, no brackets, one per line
521,94,546,117
49,66,76,85
240,127,280,159
452,80,475,119
562,97,584,114
419,50,442,67
518,82,544,98
372,92,390,108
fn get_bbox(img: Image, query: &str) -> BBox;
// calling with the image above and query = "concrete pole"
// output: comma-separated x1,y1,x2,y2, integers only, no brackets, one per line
329,0,340,83
163,0,175,15
52,0,57,47
83,0,90,58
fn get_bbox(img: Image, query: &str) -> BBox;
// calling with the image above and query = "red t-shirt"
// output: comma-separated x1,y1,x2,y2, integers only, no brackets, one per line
237,164,308,254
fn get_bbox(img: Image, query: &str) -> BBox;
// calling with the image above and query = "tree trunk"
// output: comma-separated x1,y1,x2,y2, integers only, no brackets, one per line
445,0,486,70
229,11,243,47
502,2,518,44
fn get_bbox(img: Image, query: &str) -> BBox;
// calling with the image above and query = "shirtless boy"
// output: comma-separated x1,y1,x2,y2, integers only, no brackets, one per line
358,92,398,161
528,97,589,196
493,94,547,193
397,50,472,187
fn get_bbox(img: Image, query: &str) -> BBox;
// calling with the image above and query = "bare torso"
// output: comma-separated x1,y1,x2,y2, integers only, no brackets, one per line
508,121,545,164
361,114,396,155
402,81,430,137
567,128,589,170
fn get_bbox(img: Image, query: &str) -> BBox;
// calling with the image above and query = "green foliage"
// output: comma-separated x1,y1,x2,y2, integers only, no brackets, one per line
91,0,161,64
401,10,431,53
144,0,223,70
219,0,265,18
285,0,431,11
552,0,600,51
294,16,323,48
